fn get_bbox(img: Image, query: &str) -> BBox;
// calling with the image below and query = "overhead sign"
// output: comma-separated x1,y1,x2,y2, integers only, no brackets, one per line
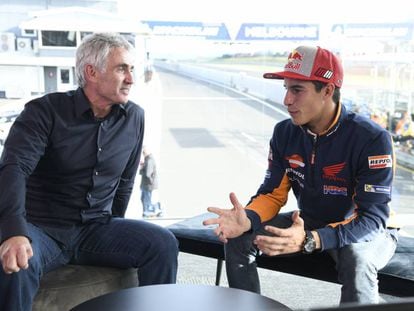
236,23,319,41
142,21,231,40
142,21,413,41
331,23,413,39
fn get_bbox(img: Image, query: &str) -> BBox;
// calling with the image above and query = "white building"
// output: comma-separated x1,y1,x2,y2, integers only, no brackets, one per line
0,6,151,98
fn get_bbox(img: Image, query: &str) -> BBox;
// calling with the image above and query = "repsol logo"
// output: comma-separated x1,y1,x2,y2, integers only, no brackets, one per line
286,167,304,180
368,155,392,169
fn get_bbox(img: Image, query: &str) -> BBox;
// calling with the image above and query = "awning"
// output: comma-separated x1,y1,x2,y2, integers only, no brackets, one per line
19,7,151,35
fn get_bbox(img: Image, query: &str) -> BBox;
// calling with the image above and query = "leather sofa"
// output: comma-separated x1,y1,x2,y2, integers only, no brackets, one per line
168,212,414,297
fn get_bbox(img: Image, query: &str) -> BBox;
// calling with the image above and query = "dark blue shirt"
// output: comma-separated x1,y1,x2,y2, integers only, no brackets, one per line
0,88,144,244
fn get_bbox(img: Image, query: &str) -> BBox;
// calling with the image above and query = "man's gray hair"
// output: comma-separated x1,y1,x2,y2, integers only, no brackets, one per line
75,33,134,87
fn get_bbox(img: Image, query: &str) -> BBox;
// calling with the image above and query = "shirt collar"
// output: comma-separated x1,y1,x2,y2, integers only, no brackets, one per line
318,102,342,136
74,88,127,119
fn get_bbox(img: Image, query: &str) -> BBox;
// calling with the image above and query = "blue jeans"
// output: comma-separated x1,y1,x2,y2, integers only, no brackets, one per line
141,189,160,215
0,218,179,311
225,212,397,304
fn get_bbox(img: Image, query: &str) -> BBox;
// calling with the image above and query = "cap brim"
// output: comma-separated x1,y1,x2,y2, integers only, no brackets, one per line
263,71,313,81
263,72,284,79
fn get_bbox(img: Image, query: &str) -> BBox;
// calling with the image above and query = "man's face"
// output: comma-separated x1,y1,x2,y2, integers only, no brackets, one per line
283,78,330,131
95,47,135,105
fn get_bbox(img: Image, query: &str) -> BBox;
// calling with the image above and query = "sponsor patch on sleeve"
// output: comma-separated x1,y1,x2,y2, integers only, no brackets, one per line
364,184,391,194
368,155,392,169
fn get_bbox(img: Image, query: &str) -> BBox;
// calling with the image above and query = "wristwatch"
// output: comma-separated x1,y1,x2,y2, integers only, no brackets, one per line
302,230,316,254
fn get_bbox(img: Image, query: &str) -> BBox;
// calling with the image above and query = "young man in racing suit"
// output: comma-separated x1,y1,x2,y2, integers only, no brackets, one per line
203,46,398,304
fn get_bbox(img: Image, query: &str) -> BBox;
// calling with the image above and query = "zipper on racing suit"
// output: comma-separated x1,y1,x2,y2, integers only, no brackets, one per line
310,133,318,187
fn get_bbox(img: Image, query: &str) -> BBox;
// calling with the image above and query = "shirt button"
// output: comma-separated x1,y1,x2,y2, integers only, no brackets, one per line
95,171,99,175
98,147,102,152
87,193,92,199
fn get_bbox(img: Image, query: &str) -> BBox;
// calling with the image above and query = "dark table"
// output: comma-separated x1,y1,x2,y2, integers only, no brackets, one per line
71,284,291,311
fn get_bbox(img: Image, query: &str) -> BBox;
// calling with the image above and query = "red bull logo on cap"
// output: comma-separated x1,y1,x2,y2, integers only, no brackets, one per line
285,49,303,71
288,50,303,62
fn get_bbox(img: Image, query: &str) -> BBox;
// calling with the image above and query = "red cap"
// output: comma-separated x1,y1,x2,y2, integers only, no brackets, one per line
263,46,343,88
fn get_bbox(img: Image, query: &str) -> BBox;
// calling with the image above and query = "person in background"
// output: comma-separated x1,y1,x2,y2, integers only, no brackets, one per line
0,32,178,311
140,145,163,218
393,111,414,150
204,46,398,305
370,110,388,129
395,111,414,136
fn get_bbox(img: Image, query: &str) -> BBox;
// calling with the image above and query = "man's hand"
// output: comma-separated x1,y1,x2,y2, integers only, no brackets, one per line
253,210,306,256
0,236,33,274
203,192,251,243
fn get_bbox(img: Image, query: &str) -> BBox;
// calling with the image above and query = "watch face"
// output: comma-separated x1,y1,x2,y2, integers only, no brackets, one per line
303,231,316,254
304,239,316,253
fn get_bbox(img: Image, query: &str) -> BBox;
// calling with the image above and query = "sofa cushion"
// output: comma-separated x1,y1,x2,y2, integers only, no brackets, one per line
33,265,138,311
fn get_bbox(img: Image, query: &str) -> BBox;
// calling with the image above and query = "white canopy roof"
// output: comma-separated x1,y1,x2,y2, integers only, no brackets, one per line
19,7,151,35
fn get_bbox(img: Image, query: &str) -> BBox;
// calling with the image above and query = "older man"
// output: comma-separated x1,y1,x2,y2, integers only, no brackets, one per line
0,33,178,311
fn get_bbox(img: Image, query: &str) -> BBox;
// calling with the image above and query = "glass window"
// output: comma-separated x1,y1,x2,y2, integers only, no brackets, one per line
22,29,36,37
0,1,413,233
0,3,413,309
60,69,70,84
41,30,77,47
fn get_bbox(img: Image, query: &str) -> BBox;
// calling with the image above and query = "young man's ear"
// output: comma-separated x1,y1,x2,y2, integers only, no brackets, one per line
324,83,335,97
